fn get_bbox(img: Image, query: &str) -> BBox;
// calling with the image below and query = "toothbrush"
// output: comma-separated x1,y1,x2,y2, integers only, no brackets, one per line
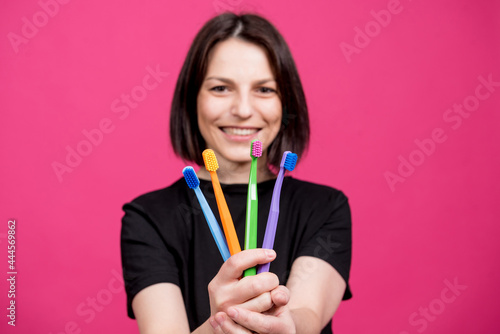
257,151,298,274
202,149,241,256
244,140,262,277
182,166,230,261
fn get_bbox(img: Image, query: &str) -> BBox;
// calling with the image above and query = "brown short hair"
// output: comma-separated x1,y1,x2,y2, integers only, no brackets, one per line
169,12,309,169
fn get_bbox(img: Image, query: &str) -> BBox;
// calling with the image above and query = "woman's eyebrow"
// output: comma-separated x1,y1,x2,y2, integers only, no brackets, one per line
254,78,276,85
205,77,276,85
205,77,233,84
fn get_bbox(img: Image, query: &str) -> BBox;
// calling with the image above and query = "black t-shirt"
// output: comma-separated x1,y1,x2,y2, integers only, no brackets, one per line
121,176,352,333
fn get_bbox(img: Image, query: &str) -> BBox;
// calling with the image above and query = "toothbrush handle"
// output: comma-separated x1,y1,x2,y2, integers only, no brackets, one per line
211,171,241,255
244,187,258,276
257,209,279,274
244,161,258,277
194,187,230,261
261,209,279,250
257,168,285,274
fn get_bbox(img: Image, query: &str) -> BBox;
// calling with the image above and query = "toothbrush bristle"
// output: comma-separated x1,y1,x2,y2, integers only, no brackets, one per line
202,149,219,172
280,151,291,168
283,152,298,171
251,140,262,158
182,166,200,189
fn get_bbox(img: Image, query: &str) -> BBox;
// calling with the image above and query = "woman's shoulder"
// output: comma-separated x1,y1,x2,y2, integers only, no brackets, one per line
281,177,350,215
284,177,348,200
124,177,189,212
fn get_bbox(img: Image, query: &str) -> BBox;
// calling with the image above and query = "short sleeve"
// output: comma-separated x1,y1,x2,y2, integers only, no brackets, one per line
296,190,352,300
120,201,183,318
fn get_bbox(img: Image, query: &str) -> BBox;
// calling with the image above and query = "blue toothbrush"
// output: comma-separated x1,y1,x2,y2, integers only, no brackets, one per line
183,166,230,261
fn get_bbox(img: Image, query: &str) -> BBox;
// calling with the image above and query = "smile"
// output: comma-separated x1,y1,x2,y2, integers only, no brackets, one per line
220,127,260,136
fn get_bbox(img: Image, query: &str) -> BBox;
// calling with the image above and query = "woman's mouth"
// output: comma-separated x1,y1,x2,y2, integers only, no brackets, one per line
220,127,260,141
221,127,260,136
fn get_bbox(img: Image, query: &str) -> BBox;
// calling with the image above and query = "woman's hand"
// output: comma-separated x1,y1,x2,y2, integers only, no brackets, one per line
207,249,296,333
208,249,279,316
210,285,296,334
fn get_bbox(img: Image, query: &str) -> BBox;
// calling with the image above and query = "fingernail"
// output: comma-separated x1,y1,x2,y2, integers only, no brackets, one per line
209,317,219,329
277,292,287,301
265,249,276,258
227,307,238,319
215,314,225,326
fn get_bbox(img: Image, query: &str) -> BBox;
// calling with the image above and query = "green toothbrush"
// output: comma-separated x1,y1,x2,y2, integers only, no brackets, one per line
244,139,262,277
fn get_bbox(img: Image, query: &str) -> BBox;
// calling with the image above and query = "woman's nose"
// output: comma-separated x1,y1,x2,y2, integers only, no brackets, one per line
230,94,253,119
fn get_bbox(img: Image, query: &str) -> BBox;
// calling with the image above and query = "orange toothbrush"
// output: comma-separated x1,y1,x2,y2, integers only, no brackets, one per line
202,149,241,255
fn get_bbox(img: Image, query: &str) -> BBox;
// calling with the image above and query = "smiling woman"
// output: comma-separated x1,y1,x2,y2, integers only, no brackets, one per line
196,38,282,182
169,13,310,174
121,12,352,334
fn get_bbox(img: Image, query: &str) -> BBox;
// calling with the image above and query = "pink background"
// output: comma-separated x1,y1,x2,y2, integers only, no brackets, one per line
1,0,499,333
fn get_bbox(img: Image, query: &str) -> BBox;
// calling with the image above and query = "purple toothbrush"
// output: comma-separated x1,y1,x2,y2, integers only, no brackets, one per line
257,151,298,274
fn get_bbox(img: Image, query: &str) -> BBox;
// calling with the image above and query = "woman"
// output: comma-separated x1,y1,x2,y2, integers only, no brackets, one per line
121,12,352,333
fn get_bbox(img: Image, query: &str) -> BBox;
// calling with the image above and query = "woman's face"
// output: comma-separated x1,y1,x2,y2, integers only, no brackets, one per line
197,38,282,165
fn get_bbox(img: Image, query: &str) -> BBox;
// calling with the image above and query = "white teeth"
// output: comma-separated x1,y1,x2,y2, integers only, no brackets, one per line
222,128,258,136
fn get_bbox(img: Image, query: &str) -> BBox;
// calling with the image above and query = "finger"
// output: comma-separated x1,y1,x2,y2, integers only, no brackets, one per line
270,285,290,308
219,249,276,281
234,272,279,302
226,307,271,333
208,250,278,314
210,312,253,334
238,292,273,313
227,306,294,334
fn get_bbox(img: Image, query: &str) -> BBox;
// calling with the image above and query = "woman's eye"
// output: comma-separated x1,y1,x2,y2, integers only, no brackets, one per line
210,86,228,92
258,87,276,94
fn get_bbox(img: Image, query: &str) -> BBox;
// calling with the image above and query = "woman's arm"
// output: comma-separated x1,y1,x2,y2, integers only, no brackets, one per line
131,253,346,334
220,256,346,334
133,282,219,334
287,256,347,333
132,249,281,334
133,283,189,334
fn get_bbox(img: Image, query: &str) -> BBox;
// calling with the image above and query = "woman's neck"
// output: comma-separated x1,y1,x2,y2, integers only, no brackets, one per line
196,155,276,184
